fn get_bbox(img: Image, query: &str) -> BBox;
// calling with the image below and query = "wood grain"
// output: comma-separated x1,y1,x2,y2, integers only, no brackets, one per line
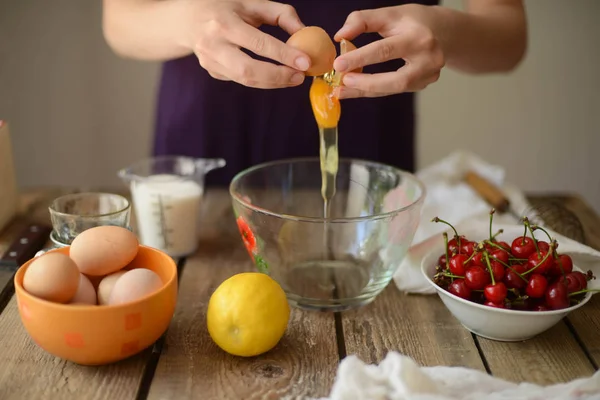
147,191,339,400
475,194,600,384
552,195,600,368
0,297,151,400
476,323,595,384
0,188,151,400
342,285,486,370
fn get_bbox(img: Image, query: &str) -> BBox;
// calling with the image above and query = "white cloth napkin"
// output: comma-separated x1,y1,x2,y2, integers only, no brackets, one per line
316,352,600,400
393,150,600,293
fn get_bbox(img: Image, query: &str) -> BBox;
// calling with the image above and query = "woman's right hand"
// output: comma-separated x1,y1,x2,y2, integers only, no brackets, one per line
185,0,311,88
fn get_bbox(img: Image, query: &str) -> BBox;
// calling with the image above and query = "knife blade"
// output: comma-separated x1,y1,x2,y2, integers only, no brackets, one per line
0,224,52,270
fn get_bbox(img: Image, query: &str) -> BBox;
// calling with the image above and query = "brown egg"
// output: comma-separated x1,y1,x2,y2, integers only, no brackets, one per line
108,268,163,305
340,38,363,73
97,270,127,305
287,26,336,76
69,273,97,305
23,253,80,303
69,226,139,276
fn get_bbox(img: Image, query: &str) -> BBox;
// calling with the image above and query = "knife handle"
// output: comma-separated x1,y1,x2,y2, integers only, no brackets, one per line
464,171,510,213
0,224,52,270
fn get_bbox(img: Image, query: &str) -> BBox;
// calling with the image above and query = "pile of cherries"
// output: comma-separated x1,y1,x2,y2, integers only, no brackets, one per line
432,210,596,311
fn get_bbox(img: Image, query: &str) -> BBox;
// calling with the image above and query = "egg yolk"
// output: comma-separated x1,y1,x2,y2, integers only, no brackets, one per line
309,77,340,129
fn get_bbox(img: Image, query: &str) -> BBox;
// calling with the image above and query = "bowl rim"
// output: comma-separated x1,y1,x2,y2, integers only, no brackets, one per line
228,156,427,223
48,192,131,219
420,248,593,316
14,245,178,311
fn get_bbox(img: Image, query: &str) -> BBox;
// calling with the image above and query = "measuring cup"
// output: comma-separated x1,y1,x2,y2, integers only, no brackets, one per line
117,156,225,258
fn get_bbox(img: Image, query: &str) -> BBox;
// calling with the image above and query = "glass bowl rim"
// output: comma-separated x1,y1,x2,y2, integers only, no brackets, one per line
48,192,131,219
229,157,426,223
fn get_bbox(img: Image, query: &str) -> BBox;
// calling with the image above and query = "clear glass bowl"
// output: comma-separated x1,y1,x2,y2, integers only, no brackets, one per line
229,158,426,312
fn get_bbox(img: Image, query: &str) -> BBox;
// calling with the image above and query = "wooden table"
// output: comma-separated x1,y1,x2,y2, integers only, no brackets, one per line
0,188,598,399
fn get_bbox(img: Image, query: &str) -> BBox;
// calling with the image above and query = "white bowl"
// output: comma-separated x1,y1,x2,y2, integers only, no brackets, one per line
420,224,593,342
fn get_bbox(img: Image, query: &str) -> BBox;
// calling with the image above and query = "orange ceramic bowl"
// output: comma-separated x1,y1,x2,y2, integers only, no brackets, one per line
14,245,178,365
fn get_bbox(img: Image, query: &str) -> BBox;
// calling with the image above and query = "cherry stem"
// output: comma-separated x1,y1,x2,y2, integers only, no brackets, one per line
521,220,527,245
489,208,495,241
523,217,540,256
491,229,504,240
569,288,600,297
485,240,507,252
531,225,553,243
464,247,479,264
505,265,528,282
509,257,528,262
523,243,555,275
483,251,496,285
490,255,511,268
439,272,464,279
432,217,461,249
442,232,450,271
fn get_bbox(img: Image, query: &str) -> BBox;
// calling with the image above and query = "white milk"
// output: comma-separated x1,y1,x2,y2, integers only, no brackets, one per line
130,174,203,257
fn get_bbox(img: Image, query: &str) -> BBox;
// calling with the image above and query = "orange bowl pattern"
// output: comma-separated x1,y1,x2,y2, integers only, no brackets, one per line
14,245,178,365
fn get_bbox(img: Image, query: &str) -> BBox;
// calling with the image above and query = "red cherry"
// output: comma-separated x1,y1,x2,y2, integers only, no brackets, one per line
555,254,573,274
448,279,472,299
526,274,548,298
460,240,476,256
484,282,508,303
527,250,554,274
472,252,485,267
511,237,536,258
438,254,447,267
449,254,472,276
491,249,509,264
504,267,526,289
491,263,505,282
497,241,511,252
570,271,588,291
448,235,467,255
537,241,550,252
564,273,582,293
464,265,491,290
485,301,506,309
545,281,570,310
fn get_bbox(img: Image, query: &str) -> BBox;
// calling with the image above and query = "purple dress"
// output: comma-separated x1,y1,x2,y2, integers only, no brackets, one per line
153,0,439,186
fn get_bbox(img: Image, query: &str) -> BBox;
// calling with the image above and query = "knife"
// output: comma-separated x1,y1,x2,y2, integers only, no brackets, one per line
0,224,52,270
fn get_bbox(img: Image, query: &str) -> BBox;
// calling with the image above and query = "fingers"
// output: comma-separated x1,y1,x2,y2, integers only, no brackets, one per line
210,45,305,89
339,65,440,98
333,36,412,73
230,21,311,72
197,54,231,81
246,1,305,34
334,9,390,42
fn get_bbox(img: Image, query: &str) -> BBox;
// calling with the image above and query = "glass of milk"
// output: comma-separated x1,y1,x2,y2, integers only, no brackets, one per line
118,156,225,258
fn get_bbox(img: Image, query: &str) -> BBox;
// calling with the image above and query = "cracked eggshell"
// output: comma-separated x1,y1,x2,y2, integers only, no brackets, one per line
69,226,139,276
286,26,336,76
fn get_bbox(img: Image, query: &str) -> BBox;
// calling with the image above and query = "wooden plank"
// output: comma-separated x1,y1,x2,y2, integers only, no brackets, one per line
147,190,339,400
0,297,151,400
475,194,599,384
0,188,151,400
476,324,595,384
342,285,486,370
551,195,600,368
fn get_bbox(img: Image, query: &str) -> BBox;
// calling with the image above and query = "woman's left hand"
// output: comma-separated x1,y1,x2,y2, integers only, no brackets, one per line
333,5,445,99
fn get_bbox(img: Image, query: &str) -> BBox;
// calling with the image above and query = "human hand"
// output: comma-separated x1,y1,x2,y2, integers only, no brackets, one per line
332,5,445,99
187,0,312,88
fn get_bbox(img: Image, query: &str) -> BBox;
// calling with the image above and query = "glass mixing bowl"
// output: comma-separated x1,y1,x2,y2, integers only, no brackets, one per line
229,158,426,312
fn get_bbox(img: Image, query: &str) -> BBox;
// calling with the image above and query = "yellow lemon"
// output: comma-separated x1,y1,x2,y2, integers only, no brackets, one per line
207,272,290,357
